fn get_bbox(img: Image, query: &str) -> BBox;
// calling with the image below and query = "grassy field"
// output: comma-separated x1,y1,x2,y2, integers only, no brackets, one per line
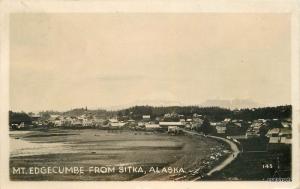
10,129,229,181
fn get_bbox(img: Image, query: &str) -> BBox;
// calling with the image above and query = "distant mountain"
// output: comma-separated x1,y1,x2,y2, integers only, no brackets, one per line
201,99,260,109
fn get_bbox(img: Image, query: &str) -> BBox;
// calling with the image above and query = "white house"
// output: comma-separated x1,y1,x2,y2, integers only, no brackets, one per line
145,123,161,130
142,115,151,122
216,124,227,134
159,122,184,127
168,126,179,133
266,128,292,144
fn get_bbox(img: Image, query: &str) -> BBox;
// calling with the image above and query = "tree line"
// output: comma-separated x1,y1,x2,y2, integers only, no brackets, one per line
116,105,291,121
9,105,291,125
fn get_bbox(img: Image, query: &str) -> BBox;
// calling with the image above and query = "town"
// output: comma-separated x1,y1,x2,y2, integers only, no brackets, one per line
9,105,292,149
9,105,292,180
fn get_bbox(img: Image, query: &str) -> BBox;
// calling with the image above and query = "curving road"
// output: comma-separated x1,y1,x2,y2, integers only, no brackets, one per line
181,130,240,180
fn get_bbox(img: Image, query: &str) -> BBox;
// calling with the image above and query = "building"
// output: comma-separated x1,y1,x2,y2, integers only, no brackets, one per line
224,118,231,122
186,118,193,123
246,128,260,138
168,126,180,134
216,123,227,134
281,121,292,128
54,120,63,127
159,122,184,131
107,118,126,128
279,128,292,144
191,120,204,131
179,118,186,124
109,122,126,128
30,114,41,121
245,121,264,138
49,114,60,121
266,128,292,151
266,128,292,144
82,119,94,127
109,118,118,123
145,123,161,131
137,122,145,127
159,121,184,127
142,115,151,122
185,123,191,130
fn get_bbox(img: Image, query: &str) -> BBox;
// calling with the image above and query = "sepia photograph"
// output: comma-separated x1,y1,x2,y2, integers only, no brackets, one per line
7,12,296,182
1,1,300,188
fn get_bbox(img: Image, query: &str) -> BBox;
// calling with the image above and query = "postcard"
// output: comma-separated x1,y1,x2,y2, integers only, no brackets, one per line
0,0,299,189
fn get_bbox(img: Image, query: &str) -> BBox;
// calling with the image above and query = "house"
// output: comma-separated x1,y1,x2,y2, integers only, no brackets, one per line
145,123,161,130
54,120,63,127
266,128,292,144
61,117,72,127
245,121,264,138
279,128,292,136
159,122,184,131
224,118,231,122
186,118,193,123
266,128,292,150
185,123,191,130
266,128,280,137
142,115,151,122
30,114,41,121
159,122,184,127
258,119,267,123
163,113,179,121
168,126,180,134
49,114,60,122
193,117,204,124
93,118,106,127
71,118,82,126
126,119,137,128
216,123,227,134
179,114,185,119
179,118,186,124
30,114,43,126
109,122,126,128
82,119,94,127
281,121,291,128
246,129,260,138
128,119,135,123
278,128,292,144
191,120,204,130
193,113,202,118
233,123,242,127
109,118,118,123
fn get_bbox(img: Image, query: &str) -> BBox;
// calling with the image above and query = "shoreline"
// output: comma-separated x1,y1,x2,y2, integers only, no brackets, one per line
178,130,240,181
10,129,227,181
134,130,234,181
181,130,240,180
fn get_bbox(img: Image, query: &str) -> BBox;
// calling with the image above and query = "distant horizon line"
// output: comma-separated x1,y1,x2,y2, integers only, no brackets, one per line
9,104,292,113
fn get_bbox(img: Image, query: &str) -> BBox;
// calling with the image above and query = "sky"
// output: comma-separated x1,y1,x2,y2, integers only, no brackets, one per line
10,13,291,112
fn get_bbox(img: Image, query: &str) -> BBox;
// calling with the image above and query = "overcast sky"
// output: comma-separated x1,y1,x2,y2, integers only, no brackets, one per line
10,13,291,112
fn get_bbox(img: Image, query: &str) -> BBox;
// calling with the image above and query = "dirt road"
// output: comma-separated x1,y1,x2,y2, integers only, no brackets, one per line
182,130,240,180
